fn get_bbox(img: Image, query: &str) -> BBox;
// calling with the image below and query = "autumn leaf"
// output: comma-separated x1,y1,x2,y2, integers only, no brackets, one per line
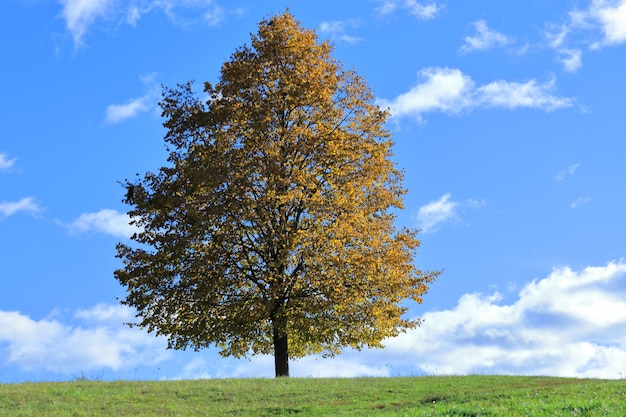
115,11,439,378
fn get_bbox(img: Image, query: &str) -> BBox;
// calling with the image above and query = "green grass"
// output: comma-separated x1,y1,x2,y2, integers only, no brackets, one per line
1,375,625,416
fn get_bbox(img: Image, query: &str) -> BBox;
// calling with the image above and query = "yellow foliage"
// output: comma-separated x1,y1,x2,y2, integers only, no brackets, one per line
115,11,439,377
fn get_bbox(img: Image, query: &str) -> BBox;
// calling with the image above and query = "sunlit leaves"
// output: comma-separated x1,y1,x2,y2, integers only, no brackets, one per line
115,11,438,375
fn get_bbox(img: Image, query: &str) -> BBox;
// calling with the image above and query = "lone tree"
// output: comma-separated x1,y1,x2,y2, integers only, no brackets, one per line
115,11,438,377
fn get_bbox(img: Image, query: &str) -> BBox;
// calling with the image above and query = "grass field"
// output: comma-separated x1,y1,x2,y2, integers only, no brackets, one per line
1,375,625,416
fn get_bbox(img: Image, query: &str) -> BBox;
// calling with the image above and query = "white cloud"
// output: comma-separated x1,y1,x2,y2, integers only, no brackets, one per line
0,152,17,171
158,0,225,27
69,208,140,238
545,7,594,49
105,95,152,124
74,303,136,324
571,197,592,208
475,77,574,111
378,67,474,121
126,5,142,26
0,305,169,373
466,198,487,209
379,67,575,121
180,261,626,380
404,0,440,20
546,0,626,70
176,357,215,379
376,1,397,15
414,193,485,233
319,20,363,44
415,193,459,233
545,8,591,48
0,197,41,217
375,0,441,20
592,0,626,46
241,356,389,378
296,357,389,377
292,261,626,379
200,3,224,27
59,0,114,46
105,73,160,124
555,163,581,181
546,26,569,50
384,260,626,378
4,262,626,379
177,354,390,379
459,20,513,54
558,48,583,72
59,0,225,46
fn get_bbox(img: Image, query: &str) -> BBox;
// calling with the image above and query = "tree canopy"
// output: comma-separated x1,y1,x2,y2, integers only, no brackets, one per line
114,11,438,377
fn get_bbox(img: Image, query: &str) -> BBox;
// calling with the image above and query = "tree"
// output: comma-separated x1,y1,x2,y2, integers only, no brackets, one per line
114,11,438,378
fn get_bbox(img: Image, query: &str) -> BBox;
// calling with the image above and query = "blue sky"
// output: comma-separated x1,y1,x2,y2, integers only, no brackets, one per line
1,0,626,382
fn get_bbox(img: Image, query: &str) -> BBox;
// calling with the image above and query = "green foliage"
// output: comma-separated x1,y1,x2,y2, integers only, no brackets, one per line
1,376,625,416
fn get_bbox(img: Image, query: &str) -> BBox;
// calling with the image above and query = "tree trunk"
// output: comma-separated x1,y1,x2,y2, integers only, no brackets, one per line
273,325,290,377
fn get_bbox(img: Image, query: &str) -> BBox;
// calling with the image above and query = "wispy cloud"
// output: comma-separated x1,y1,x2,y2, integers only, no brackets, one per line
0,197,41,217
555,163,581,181
414,193,485,233
405,0,440,20
545,8,589,50
201,4,224,27
375,0,442,20
59,0,113,46
105,95,152,124
159,0,225,28
0,152,17,171
415,193,458,233
571,197,592,208
59,0,226,46
557,48,583,72
74,303,136,323
319,19,363,44
105,73,160,124
475,78,571,110
68,209,140,238
459,20,513,54
379,67,575,122
546,0,626,71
